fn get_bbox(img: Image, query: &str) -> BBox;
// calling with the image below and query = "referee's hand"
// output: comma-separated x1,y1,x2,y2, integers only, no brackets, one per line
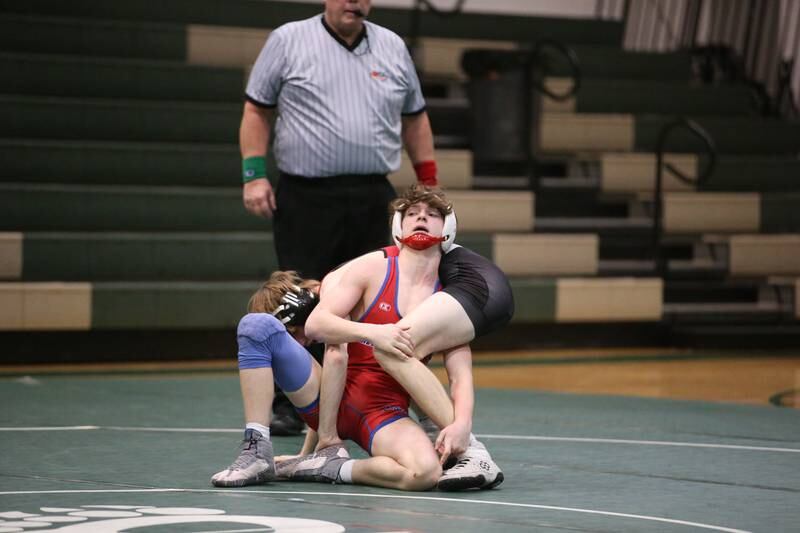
243,178,277,218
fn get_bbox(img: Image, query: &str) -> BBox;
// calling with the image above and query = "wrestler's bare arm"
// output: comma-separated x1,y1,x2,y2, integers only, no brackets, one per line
306,254,414,358
307,264,360,451
315,343,348,450
434,344,474,464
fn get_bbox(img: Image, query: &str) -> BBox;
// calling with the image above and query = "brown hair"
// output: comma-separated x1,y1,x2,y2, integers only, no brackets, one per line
389,185,453,221
248,271,320,332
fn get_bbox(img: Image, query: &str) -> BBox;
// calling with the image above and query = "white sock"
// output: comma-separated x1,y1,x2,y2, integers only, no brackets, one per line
246,423,270,439
337,459,356,484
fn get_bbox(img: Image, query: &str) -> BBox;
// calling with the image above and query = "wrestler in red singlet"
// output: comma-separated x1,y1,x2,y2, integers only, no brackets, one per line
296,246,439,453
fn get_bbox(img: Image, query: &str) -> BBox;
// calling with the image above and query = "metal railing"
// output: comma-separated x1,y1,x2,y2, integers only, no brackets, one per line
652,118,717,277
527,40,582,188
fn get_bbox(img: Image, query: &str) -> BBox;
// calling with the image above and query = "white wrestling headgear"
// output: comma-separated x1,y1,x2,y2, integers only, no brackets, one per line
392,208,457,252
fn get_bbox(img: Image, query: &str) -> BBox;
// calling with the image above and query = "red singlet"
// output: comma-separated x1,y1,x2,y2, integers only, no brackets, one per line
298,246,439,453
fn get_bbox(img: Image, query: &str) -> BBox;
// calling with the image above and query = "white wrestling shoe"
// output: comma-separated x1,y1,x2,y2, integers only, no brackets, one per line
275,444,350,483
211,429,274,487
437,439,504,491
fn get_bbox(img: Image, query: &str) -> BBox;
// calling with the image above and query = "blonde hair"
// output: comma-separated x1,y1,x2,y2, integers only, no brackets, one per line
248,271,320,332
389,185,453,221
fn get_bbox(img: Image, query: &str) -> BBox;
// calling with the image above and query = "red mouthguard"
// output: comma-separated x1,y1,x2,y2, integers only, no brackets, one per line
398,232,445,250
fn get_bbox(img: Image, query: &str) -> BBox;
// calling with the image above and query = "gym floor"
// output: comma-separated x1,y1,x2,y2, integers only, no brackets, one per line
1,349,799,532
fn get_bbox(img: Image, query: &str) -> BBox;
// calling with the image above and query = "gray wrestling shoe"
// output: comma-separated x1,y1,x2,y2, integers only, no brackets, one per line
437,439,504,491
276,444,350,483
211,429,274,487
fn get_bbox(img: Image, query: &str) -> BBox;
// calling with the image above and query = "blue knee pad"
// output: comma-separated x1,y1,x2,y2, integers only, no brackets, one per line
237,313,313,393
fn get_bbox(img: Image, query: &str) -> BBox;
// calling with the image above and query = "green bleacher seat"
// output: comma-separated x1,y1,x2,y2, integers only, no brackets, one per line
0,183,270,231
1,96,240,143
761,193,800,232
563,79,754,115
1,53,244,101
635,116,800,155
0,140,239,185
539,113,800,154
11,232,277,282
0,14,186,60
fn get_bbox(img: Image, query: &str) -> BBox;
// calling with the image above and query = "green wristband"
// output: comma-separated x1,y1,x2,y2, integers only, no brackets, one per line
242,156,267,183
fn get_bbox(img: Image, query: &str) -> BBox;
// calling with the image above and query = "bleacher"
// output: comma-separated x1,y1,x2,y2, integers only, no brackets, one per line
2,0,799,359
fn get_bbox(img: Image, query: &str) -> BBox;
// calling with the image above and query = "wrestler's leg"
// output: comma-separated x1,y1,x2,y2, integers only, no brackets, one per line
239,367,274,428
239,359,320,438
350,418,442,491
402,291,476,356
239,357,320,426
276,405,441,491
238,314,322,421
239,370,321,430
282,360,321,409
373,292,472,428
374,246,514,428
213,314,321,486
268,326,323,457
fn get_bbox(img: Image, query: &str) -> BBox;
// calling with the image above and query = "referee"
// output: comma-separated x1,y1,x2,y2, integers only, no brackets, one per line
240,0,439,281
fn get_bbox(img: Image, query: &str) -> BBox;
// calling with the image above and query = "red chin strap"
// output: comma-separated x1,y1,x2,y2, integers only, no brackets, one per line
398,232,445,250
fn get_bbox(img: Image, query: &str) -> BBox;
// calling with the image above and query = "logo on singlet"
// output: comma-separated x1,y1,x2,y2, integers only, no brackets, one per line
378,302,392,312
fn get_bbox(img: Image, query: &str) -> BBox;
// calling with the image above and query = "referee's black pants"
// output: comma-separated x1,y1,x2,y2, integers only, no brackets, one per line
270,173,395,433
273,172,397,281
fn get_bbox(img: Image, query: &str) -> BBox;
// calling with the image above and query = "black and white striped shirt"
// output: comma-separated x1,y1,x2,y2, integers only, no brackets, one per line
246,15,426,177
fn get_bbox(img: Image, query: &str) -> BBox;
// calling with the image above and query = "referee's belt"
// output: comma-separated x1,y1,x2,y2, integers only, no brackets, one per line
280,172,388,186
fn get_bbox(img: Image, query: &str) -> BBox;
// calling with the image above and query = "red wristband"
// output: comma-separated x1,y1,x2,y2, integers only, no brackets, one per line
413,160,438,187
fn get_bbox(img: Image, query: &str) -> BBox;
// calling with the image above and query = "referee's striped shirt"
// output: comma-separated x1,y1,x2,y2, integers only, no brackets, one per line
245,14,426,178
